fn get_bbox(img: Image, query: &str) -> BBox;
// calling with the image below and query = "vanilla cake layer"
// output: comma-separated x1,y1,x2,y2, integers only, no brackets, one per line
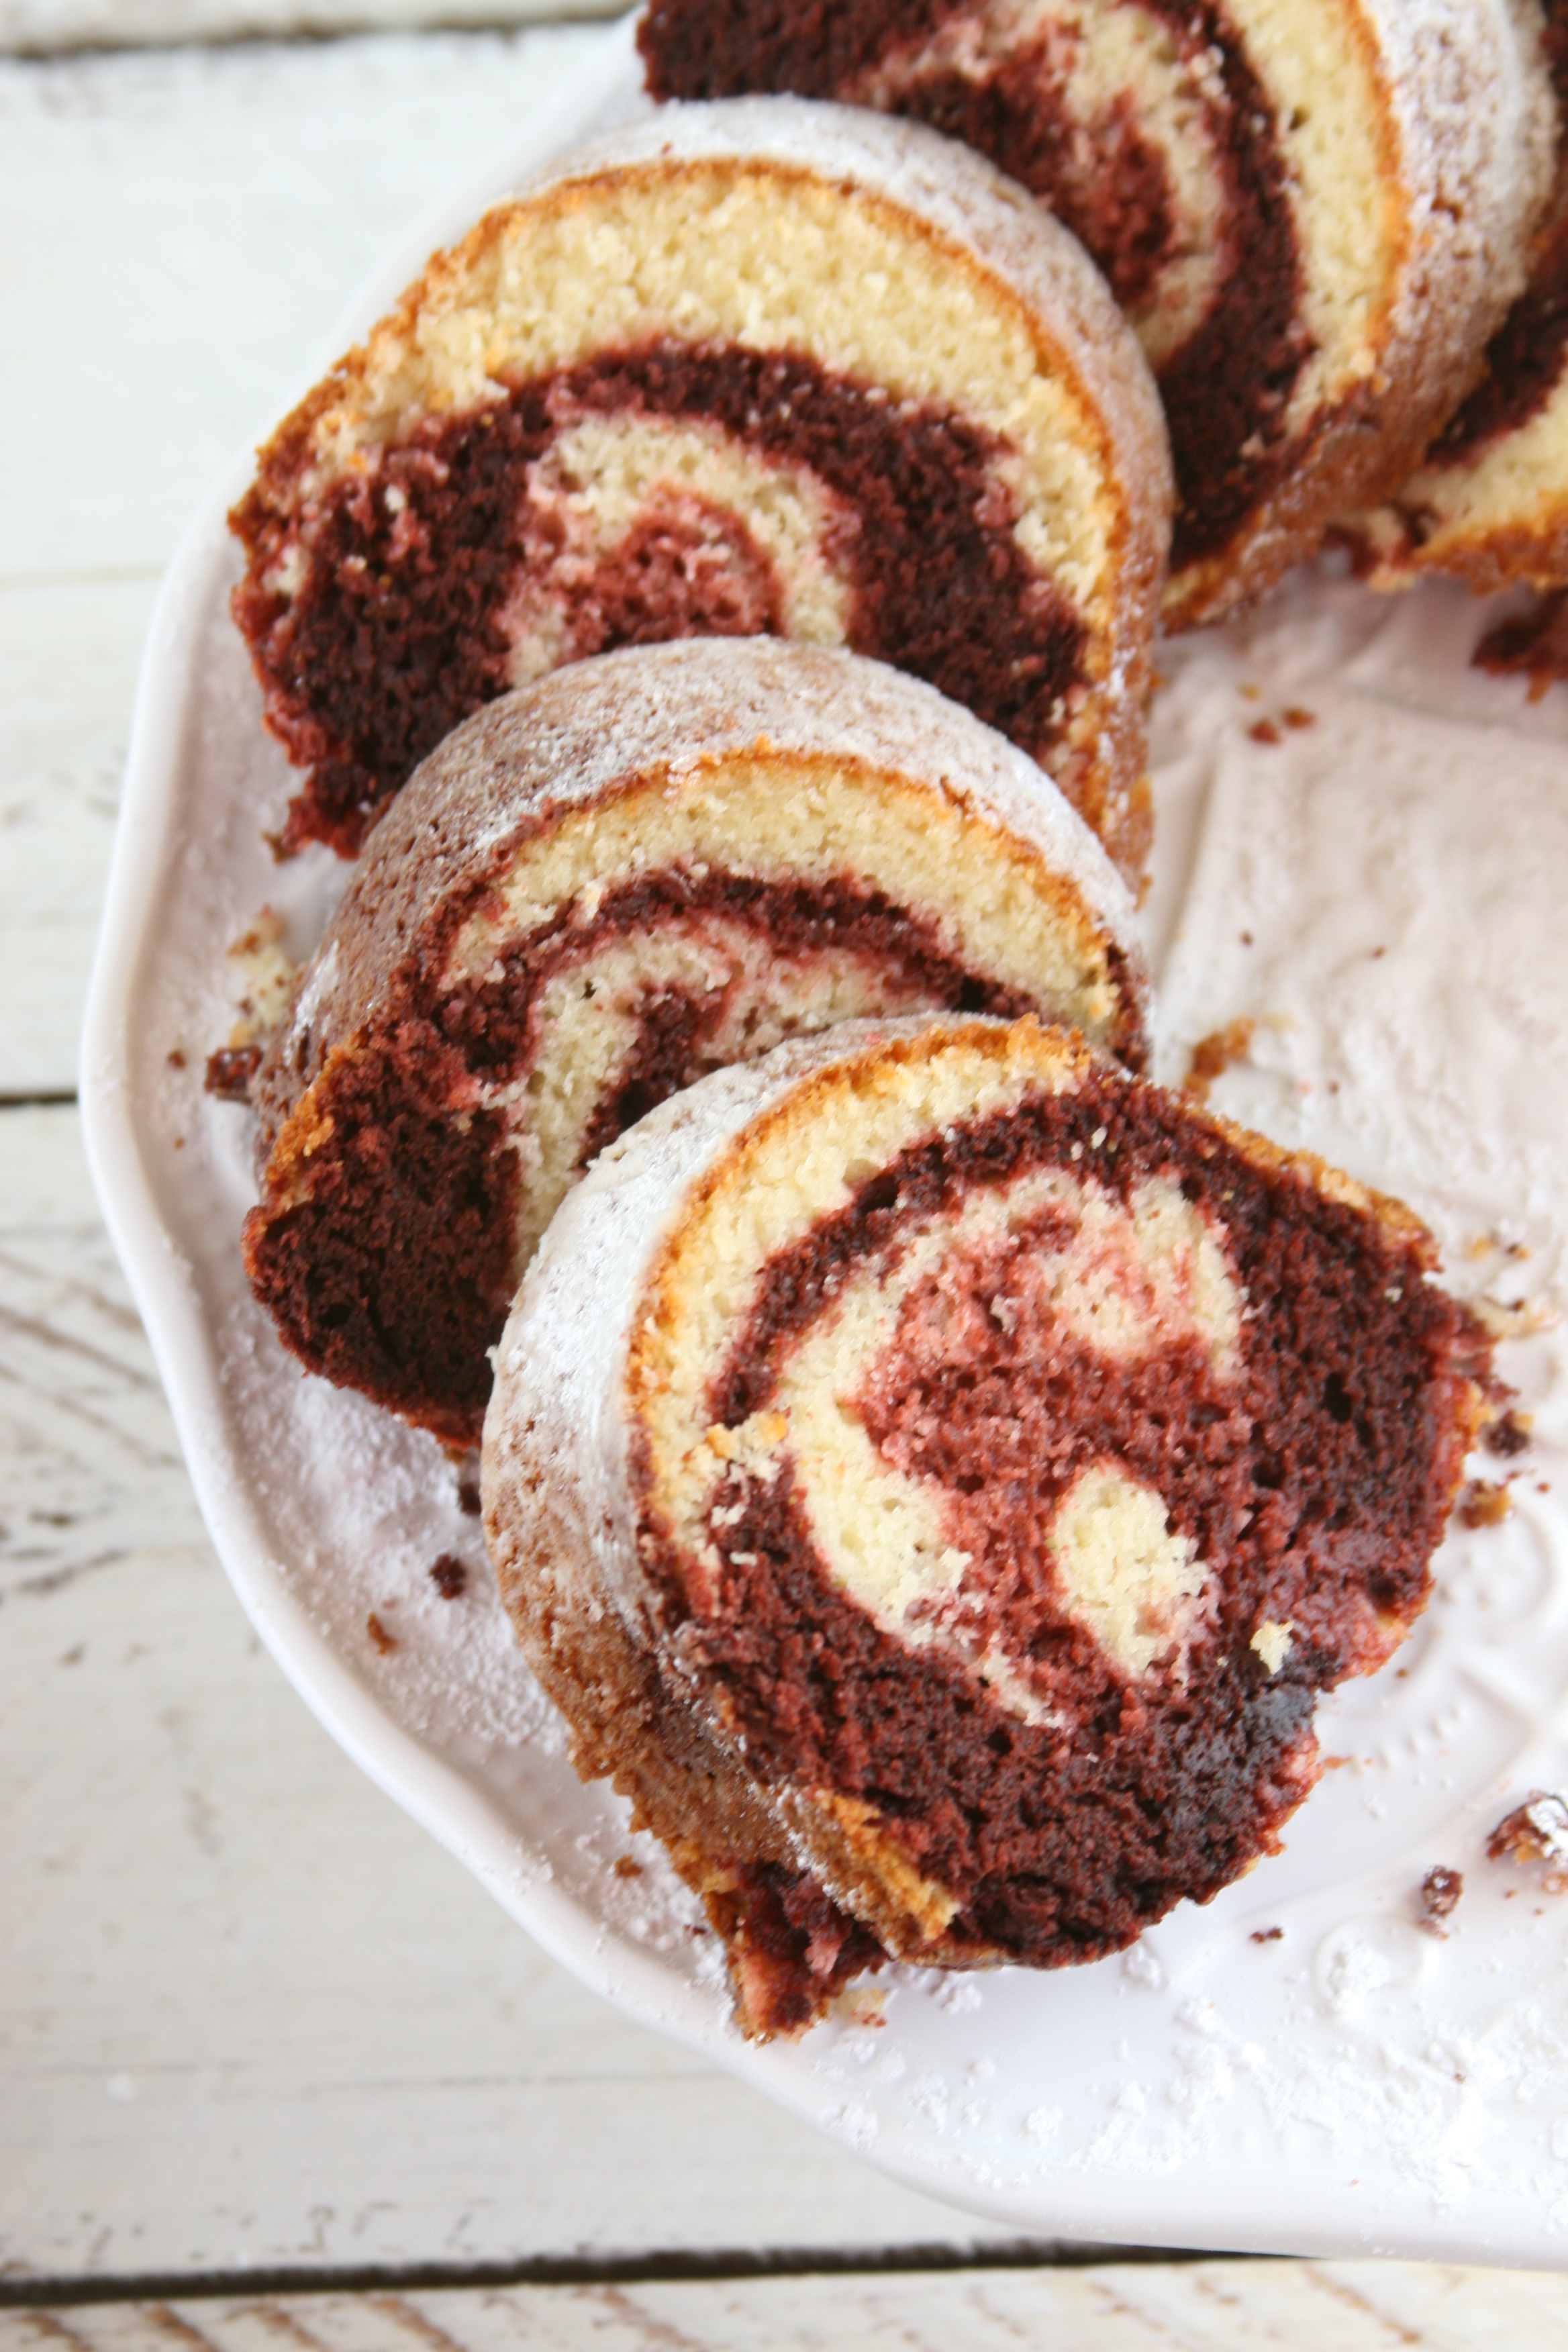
230,97,1170,879
483,1014,1495,2039
640,0,1555,628
241,642,1148,1446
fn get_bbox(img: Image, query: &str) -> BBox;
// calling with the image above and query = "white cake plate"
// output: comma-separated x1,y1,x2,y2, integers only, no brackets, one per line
82,13,1568,2265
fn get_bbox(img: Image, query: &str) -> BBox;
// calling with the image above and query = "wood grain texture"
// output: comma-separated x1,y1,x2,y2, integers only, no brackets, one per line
2,3,624,53
0,24,615,1096
0,1104,1034,2277
5,2261,1568,2347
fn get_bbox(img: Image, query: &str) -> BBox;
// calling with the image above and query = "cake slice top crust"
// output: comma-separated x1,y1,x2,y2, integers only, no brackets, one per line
638,0,1555,625
242,649,1149,1444
230,95,1169,874
250,638,1148,1166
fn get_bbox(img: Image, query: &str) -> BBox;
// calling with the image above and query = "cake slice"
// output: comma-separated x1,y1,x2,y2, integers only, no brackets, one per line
639,0,1557,628
483,1013,1496,2038
1344,3,1568,604
230,95,1169,879
242,642,1147,1446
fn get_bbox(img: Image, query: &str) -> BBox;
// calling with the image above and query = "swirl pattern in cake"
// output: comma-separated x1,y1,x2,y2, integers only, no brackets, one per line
640,0,1557,626
242,642,1147,1445
228,97,1169,876
483,1014,1498,2037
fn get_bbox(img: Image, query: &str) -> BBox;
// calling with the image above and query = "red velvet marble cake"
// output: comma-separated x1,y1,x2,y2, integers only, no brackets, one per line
483,1014,1496,2038
229,97,1170,879
1346,1,1568,597
243,642,1148,1447
638,0,1556,628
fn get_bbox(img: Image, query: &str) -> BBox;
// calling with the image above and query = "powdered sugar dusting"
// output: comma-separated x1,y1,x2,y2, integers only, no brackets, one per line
97,23,1568,2257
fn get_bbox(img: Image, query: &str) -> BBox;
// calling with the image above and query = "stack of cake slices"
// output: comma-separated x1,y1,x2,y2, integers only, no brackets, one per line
638,0,1567,634
217,79,1516,2037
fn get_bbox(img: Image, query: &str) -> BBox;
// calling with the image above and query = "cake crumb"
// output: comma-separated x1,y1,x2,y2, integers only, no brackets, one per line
1475,1295,1562,1339
1248,717,1281,745
1418,1865,1463,1935
166,1048,186,1070
457,1476,483,1516
1249,1926,1283,1944
1250,1618,1293,1675
366,1612,397,1655
1459,1480,1514,1529
204,1043,262,1101
1488,1792,1568,1892
833,1984,887,2027
1485,1409,1533,1459
1282,706,1316,729
429,1554,467,1600
207,905,297,1097
1474,586,1568,699
613,1855,644,1879
1184,1018,1255,1101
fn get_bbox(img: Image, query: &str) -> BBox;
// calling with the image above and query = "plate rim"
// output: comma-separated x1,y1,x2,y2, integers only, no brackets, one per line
76,13,1568,2267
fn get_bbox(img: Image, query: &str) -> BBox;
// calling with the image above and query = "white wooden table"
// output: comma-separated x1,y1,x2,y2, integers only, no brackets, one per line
5,18,1568,2343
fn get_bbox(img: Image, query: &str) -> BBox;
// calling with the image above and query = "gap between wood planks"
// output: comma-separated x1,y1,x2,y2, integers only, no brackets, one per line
0,2243,1228,2312
0,3,628,60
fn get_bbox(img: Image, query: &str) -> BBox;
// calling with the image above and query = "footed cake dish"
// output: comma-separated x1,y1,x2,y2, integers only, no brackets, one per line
228,94,1169,879
240,640,1147,1444
483,1014,1497,2037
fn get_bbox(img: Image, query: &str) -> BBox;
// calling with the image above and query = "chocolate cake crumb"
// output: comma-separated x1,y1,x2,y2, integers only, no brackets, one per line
205,1043,263,1100
1250,1926,1284,1943
1459,1479,1514,1528
428,1555,468,1600
366,1611,397,1654
705,1862,886,2037
234,340,1089,857
1283,706,1316,730
167,1048,187,1070
1184,1018,1255,1101
1248,718,1283,745
638,0,1310,579
1475,588,1568,699
1419,1864,1463,1934
457,1477,483,1517
613,1855,644,1879
1488,1792,1568,1891
1486,1408,1533,1457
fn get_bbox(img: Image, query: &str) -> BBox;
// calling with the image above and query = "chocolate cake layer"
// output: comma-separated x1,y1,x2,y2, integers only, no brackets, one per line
227,99,1171,881
641,0,1304,580
244,642,1147,1447
639,0,1556,626
233,340,1088,859
484,1015,1497,2035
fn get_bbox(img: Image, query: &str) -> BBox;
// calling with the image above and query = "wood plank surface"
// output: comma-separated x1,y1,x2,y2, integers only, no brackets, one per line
3,13,1563,2326
0,1100,1042,2277
0,23,1040,2280
0,23,614,1097
2,4,624,54
5,2258,1568,2347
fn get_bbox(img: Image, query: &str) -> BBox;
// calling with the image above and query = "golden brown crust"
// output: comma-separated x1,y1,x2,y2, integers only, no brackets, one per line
233,107,1171,883
1162,0,1549,626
